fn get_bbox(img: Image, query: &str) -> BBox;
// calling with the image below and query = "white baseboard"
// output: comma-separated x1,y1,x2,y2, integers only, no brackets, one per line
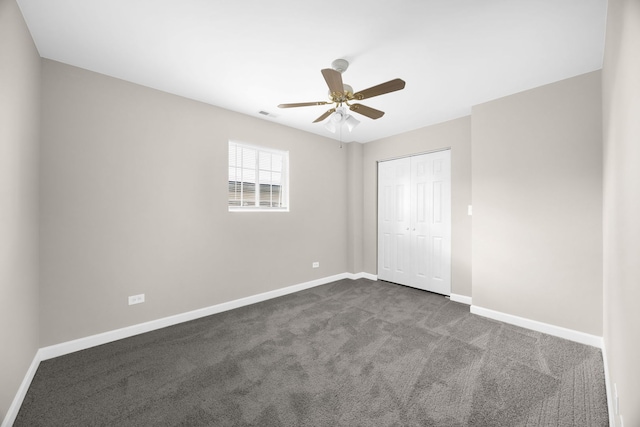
601,339,615,427
470,305,603,348
348,272,377,281
450,293,472,305
39,273,352,361
2,349,43,427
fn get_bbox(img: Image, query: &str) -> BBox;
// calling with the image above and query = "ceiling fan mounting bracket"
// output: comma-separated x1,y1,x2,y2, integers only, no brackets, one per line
331,59,349,74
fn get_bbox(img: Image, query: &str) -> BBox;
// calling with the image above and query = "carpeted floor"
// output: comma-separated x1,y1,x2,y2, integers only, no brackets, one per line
15,279,608,426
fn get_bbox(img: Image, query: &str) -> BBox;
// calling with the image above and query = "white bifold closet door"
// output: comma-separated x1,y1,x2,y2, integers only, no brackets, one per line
377,150,451,295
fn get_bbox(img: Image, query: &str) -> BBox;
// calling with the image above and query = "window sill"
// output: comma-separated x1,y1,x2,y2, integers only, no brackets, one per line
228,207,289,213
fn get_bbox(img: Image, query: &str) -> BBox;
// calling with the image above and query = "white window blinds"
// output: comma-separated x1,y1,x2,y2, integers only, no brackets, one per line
228,142,289,211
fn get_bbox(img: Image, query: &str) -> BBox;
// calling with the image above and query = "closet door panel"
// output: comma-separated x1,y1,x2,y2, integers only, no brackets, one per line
411,154,431,289
426,151,451,295
377,158,411,285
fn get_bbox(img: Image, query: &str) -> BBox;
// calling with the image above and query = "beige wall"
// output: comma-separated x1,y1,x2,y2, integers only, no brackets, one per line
39,60,348,346
602,0,640,425
472,71,603,335
362,117,473,297
346,141,364,274
0,0,41,420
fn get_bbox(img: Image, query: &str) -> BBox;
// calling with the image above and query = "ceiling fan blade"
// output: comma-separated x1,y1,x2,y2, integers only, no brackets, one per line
313,108,336,123
278,101,330,108
321,68,344,96
353,78,406,100
349,103,385,119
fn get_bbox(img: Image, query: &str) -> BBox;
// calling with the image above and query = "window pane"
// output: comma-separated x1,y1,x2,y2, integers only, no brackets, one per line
272,154,282,172
241,147,256,171
259,184,272,207
229,144,238,167
259,151,271,171
242,182,256,206
228,180,241,206
271,172,281,185
242,167,256,184
259,169,272,185
272,185,282,207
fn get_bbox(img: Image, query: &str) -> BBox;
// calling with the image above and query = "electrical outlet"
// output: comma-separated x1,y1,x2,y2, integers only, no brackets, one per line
312,262,319,268
128,294,145,305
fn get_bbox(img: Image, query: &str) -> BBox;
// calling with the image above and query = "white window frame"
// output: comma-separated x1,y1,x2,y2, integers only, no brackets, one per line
228,141,289,212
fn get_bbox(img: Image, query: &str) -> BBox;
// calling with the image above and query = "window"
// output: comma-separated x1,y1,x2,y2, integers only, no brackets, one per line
228,142,289,211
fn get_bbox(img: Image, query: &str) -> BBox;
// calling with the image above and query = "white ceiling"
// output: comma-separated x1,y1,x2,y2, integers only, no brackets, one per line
16,0,607,143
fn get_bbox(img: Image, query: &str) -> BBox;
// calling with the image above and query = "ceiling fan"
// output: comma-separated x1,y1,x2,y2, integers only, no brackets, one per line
278,59,406,129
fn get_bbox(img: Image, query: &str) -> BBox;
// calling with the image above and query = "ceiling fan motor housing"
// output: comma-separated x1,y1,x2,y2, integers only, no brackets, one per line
328,84,353,102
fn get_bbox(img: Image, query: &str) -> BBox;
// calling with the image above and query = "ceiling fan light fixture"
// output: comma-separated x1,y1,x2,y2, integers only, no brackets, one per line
345,115,360,132
324,118,337,133
325,110,359,134
325,109,344,133
332,110,346,123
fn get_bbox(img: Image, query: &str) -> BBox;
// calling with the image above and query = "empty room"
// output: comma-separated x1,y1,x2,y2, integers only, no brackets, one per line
1,0,638,425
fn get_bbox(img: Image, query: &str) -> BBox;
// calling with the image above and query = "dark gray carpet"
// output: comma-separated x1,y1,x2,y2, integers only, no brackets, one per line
15,279,608,426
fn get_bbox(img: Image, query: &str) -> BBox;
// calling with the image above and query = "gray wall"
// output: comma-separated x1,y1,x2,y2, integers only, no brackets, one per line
39,60,348,346
602,0,640,424
362,117,473,297
0,0,40,419
472,71,603,335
